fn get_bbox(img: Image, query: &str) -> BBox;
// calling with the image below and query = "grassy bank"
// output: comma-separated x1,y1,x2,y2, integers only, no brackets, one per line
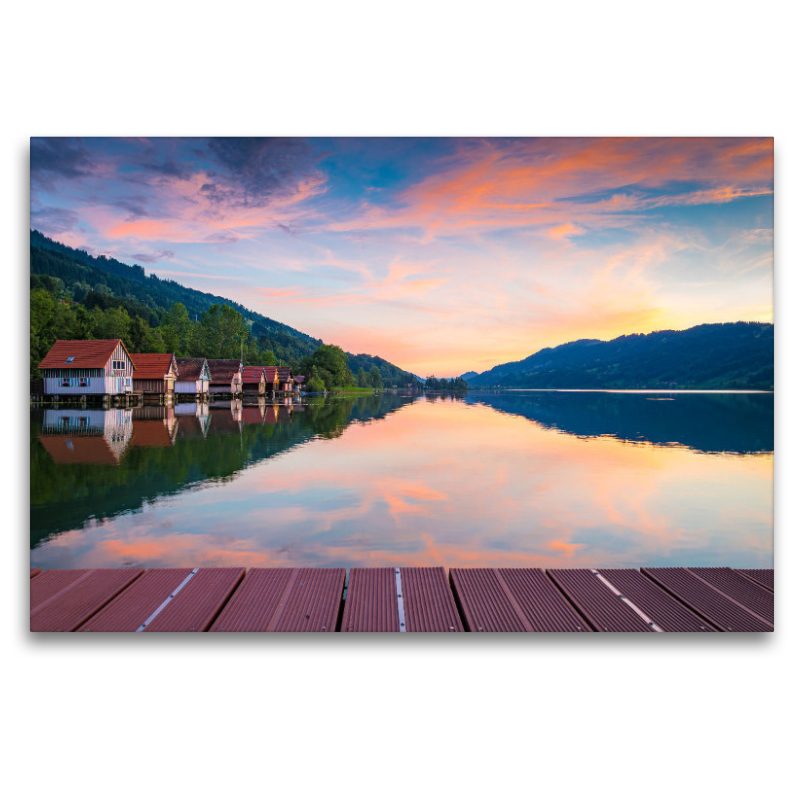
328,385,378,394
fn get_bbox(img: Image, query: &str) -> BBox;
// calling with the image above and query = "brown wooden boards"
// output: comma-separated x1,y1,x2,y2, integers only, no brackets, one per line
144,568,245,632
210,568,294,631
341,568,398,632
599,569,716,632
450,568,590,632
688,567,773,624
30,566,774,633
642,568,772,632
211,568,344,632
548,569,653,632
340,567,464,632
401,568,463,632
31,569,144,632
79,569,194,632
31,569,91,610
734,568,774,593
498,568,590,632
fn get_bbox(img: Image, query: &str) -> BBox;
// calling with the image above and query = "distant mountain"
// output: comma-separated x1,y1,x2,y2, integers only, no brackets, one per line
459,371,479,381
465,322,774,390
30,230,418,386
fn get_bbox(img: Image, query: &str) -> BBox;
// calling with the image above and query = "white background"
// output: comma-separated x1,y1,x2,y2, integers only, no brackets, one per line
3,2,795,798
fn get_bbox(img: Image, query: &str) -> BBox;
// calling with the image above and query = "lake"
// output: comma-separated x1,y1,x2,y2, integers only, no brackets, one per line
30,391,774,570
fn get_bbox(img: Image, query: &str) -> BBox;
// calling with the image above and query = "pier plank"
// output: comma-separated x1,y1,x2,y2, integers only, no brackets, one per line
144,568,245,632
31,569,144,632
211,568,344,632
599,569,716,632
498,568,590,632
31,569,91,611
688,567,773,624
450,568,529,631
270,568,345,632
80,569,193,632
734,568,774,593
401,567,464,632
548,569,652,632
340,567,463,632
642,568,772,632
341,568,398,632
451,568,589,632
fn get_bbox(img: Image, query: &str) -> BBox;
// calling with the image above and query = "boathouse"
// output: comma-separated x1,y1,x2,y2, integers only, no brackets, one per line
38,339,135,397
206,359,243,396
241,366,266,395
276,366,294,393
174,357,210,397
130,353,178,398
263,366,279,395
293,375,305,392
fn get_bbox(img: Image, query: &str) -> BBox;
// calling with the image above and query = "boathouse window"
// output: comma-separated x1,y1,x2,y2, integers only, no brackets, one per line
112,360,126,371
79,377,88,387
61,377,70,387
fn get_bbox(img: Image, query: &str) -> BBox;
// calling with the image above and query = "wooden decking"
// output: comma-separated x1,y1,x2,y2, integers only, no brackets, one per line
29,566,774,633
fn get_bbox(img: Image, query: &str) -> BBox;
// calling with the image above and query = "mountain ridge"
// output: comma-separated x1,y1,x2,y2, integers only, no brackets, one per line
462,322,774,390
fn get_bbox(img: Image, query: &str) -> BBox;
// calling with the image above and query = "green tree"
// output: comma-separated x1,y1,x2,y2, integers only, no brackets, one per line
300,344,353,390
367,365,383,389
198,304,249,359
356,368,368,388
92,306,131,340
160,302,195,355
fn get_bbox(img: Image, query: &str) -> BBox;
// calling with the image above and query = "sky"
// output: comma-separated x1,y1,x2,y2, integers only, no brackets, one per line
30,137,774,377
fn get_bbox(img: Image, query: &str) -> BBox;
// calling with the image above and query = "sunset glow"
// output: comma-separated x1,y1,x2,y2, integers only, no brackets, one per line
31,137,774,376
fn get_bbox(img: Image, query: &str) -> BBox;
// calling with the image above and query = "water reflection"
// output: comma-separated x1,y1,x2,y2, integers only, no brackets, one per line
30,391,773,570
31,394,414,548
464,391,774,454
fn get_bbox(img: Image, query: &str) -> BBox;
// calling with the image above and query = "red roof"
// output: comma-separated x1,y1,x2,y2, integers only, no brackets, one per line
130,353,176,380
242,366,265,384
175,357,207,381
38,339,129,370
207,359,242,383
263,366,279,382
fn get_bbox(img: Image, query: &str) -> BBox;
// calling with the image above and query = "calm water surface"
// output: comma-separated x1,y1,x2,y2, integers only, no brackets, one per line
30,391,773,569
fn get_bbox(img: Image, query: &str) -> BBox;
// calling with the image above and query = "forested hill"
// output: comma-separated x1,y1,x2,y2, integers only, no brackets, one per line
464,322,774,390
29,230,417,386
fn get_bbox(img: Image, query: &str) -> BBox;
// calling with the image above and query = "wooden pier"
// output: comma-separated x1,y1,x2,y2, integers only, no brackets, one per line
29,566,774,633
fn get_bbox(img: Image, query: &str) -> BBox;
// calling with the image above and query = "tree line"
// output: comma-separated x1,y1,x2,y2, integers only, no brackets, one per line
424,376,469,391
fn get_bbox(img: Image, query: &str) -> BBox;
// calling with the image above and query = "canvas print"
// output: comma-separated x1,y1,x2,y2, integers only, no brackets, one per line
29,137,774,632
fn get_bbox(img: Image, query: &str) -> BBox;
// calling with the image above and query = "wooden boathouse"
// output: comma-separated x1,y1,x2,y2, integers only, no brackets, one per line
241,366,266,395
263,366,279,395
130,353,178,399
207,359,243,396
174,357,210,398
276,366,294,393
38,339,135,398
